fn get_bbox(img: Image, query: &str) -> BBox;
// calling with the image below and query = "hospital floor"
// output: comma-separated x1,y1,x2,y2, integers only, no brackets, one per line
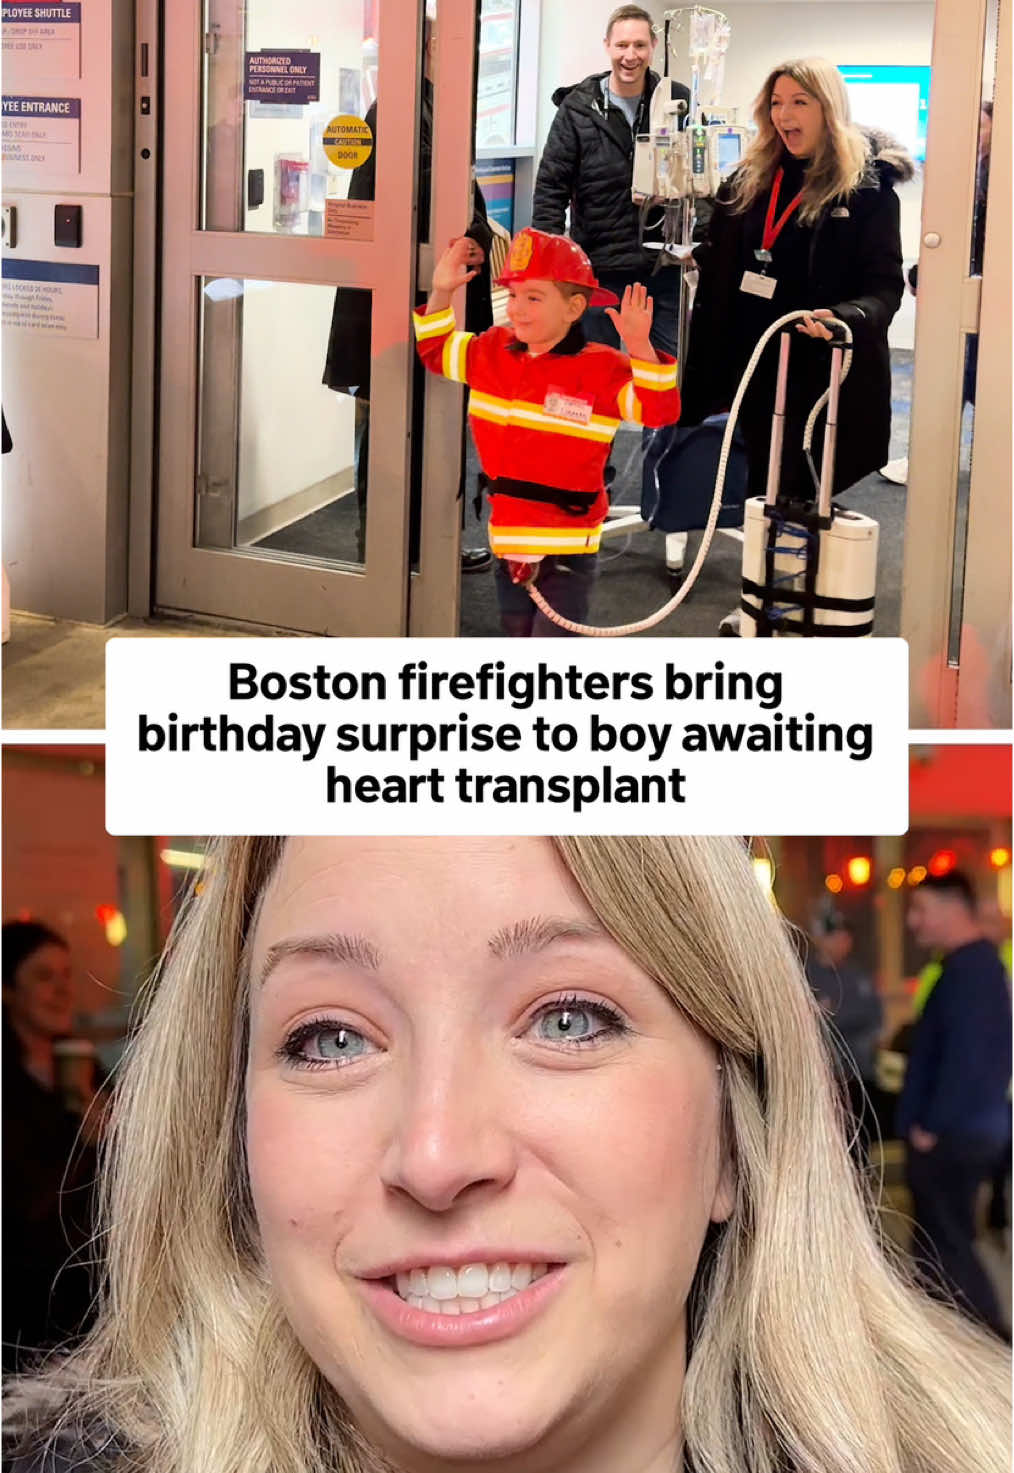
458,350,919,637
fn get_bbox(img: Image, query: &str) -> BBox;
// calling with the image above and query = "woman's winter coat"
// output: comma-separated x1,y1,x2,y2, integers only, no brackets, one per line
681,131,914,497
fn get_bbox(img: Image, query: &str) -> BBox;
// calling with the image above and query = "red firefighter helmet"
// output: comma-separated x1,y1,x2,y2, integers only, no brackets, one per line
495,228,619,306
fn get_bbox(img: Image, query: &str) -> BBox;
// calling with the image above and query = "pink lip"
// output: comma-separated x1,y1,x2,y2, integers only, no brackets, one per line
358,1265,568,1348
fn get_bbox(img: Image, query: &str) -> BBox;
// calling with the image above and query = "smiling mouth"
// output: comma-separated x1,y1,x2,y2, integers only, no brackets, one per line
389,1261,553,1316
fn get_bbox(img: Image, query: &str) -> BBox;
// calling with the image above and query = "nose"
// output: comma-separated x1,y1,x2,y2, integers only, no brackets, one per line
380,1049,519,1213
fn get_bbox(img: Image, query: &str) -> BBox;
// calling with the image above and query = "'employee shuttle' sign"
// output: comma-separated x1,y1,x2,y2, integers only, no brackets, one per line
2,3,82,81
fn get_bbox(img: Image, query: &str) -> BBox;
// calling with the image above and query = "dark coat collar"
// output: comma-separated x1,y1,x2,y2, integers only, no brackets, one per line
506,321,588,356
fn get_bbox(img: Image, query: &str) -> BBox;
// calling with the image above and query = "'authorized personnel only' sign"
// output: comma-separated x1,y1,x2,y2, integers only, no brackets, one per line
244,49,320,105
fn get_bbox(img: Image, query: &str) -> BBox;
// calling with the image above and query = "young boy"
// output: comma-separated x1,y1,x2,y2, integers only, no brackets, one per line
413,227,681,635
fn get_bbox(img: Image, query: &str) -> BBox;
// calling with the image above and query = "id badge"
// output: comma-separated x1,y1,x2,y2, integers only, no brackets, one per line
543,388,594,425
740,270,777,300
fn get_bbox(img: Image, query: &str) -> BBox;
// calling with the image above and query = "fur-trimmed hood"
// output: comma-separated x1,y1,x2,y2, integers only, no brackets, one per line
861,125,918,183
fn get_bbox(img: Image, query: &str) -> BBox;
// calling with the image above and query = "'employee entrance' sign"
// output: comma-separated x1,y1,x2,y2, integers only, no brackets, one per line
2,93,81,173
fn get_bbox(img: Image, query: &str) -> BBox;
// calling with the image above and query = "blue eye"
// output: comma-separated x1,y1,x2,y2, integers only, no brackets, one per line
529,996,627,1048
280,1018,376,1071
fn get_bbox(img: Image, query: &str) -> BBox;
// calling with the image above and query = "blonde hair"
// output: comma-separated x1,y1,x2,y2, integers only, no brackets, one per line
729,58,871,224
6,837,1010,1473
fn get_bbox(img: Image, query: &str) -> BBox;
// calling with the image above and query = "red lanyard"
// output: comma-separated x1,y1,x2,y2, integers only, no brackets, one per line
762,168,805,253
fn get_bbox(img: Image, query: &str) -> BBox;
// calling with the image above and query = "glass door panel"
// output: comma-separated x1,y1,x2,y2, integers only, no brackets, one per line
202,0,380,239
196,276,371,568
155,0,451,636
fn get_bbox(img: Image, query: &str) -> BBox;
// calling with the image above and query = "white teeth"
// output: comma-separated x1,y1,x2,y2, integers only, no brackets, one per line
428,1266,459,1300
457,1263,489,1298
392,1261,554,1312
403,1288,520,1315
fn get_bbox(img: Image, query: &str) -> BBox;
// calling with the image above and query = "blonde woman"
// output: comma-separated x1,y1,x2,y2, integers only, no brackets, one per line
5,836,1010,1473
681,59,914,515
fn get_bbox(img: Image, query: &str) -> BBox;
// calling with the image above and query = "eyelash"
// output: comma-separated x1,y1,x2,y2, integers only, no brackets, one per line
276,994,629,1073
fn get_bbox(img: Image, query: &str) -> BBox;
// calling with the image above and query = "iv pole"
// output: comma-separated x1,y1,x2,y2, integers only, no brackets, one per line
658,5,730,380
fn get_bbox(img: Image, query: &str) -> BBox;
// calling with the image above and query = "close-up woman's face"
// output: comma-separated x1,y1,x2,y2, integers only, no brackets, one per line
770,74,826,158
246,837,733,1471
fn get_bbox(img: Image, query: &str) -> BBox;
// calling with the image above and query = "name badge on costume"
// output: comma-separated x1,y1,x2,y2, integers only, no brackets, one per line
543,389,594,425
740,270,777,300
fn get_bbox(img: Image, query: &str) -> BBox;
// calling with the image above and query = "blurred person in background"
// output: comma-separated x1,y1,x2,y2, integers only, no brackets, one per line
2,921,104,1372
805,916,883,1165
978,896,1012,1243
899,872,1012,1338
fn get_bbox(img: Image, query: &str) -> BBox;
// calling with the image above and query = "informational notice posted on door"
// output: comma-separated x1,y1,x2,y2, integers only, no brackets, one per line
106,639,908,836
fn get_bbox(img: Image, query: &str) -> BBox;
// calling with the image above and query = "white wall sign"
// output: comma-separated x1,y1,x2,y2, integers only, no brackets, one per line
2,3,82,81
2,93,81,171
2,257,99,338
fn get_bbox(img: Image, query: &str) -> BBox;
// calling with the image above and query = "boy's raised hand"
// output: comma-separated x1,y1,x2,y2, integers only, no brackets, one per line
432,236,481,295
604,282,657,362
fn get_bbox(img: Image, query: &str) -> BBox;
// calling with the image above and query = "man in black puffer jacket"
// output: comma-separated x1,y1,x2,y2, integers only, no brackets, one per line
532,3,686,357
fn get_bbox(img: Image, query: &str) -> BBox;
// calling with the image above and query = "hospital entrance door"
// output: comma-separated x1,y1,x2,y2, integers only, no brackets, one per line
153,0,475,635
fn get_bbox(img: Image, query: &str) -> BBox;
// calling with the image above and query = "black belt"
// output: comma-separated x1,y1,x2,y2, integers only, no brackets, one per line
481,474,598,518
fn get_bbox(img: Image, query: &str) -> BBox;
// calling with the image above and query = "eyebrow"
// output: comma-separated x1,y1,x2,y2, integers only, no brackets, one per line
487,916,607,959
258,933,381,989
258,915,607,987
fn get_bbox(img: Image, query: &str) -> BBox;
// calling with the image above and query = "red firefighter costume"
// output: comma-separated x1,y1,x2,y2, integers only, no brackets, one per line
413,229,681,560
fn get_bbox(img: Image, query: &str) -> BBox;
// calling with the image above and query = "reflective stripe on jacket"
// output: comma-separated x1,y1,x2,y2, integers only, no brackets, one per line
414,309,680,557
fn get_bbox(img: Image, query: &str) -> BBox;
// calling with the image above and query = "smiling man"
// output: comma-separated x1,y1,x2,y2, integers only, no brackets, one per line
532,4,687,357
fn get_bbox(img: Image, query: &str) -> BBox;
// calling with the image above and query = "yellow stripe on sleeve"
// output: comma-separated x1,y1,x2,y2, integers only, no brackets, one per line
618,382,643,424
413,306,457,340
441,331,475,384
630,357,679,390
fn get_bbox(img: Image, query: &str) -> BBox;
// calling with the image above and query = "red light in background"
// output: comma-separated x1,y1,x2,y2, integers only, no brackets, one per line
990,847,1011,870
846,855,872,886
928,849,957,877
95,903,117,925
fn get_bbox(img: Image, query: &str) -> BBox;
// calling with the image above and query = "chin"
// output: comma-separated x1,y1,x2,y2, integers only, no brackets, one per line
368,1380,570,1466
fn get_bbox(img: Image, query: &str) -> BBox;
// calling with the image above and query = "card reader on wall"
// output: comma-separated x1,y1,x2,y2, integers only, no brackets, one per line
54,203,83,248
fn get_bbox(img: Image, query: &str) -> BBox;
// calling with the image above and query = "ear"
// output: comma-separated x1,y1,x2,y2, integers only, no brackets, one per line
566,293,588,323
